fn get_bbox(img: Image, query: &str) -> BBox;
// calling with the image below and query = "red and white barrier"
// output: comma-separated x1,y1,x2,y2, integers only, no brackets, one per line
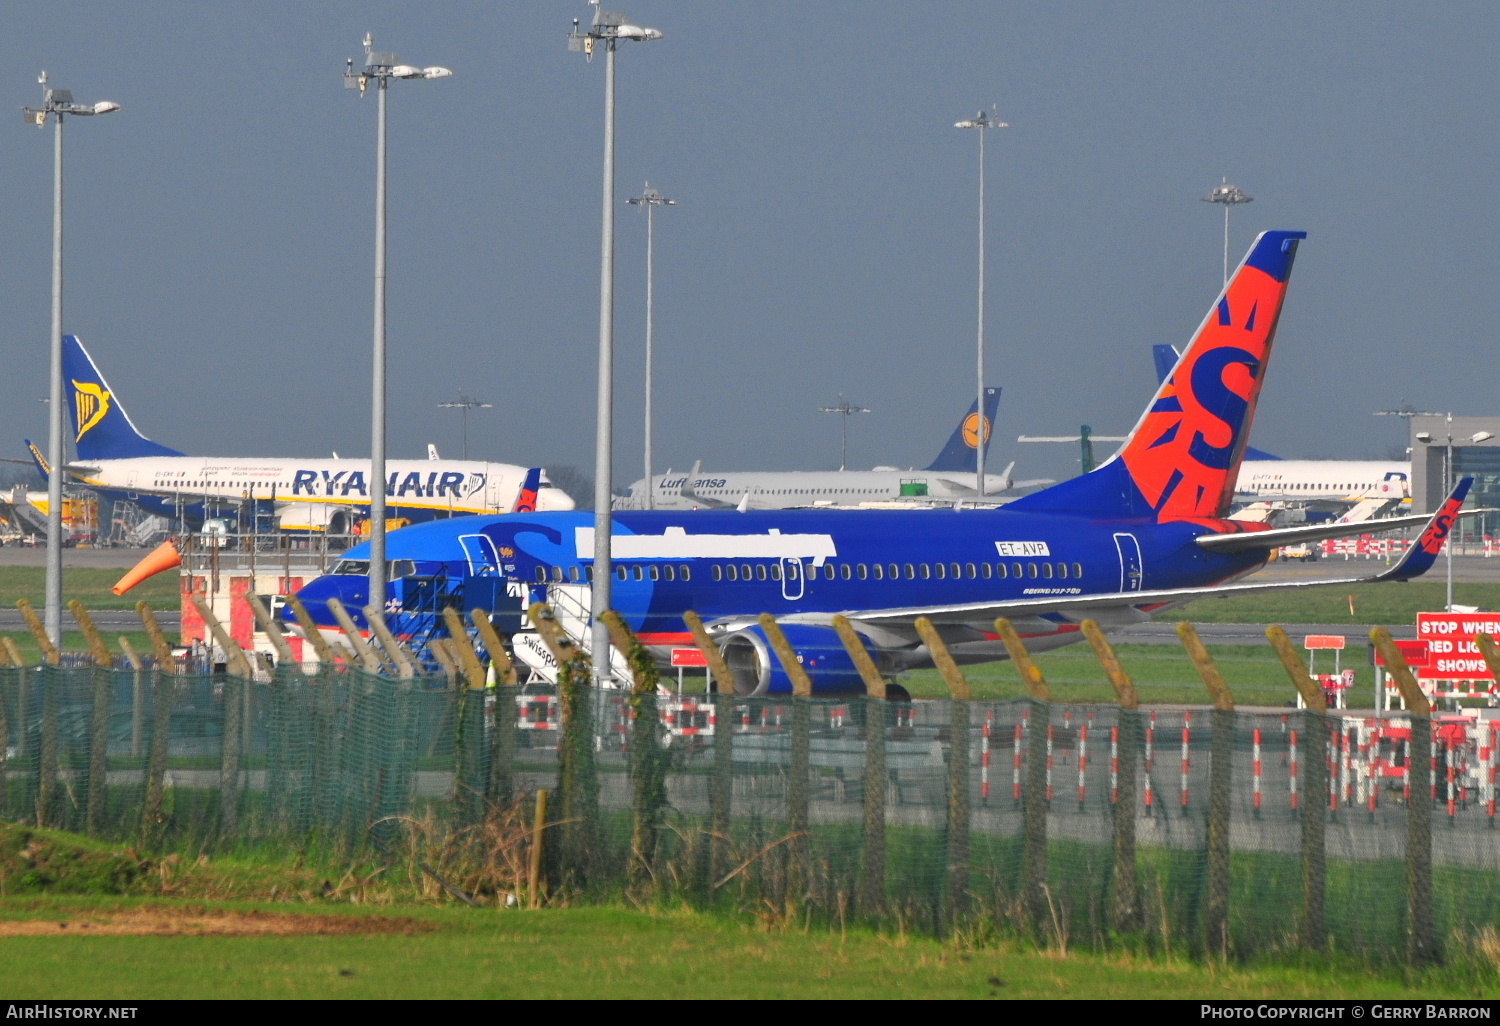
1289,728,1300,811
1144,711,1156,814
1180,711,1191,814
1077,718,1089,810
517,694,560,731
1045,723,1055,805
1110,725,1120,805
1252,728,1263,817
1012,719,1023,805
980,711,991,805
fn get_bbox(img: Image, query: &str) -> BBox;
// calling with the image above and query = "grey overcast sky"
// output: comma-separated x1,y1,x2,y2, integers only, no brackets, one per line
1,2,1496,490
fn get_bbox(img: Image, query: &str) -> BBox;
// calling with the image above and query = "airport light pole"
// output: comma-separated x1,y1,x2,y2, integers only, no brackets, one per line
1201,178,1252,286
22,73,121,646
345,36,451,613
569,4,664,684
438,393,492,461
817,396,871,472
627,183,674,509
954,107,1006,497
1416,418,1493,612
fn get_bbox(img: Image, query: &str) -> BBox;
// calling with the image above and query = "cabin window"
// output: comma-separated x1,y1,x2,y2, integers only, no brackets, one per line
1042,563,1053,579
633,566,645,581
841,564,852,580
663,565,675,582
534,566,547,584
712,564,723,581
950,562,962,579
822,563,834,580
996,563,1007,579
904,564,916,580
616,566,628,582
756,564,768,582
726,564,737,581
566,566,580,583
1057,563,1068,579
920,564,931,579
1072,562,1084,579
888,563,900,579
1012,563,1023,578
934,562,946,580
770,564,782,581
681,566,691,581
549,566,562,583
873,564,884,580
648,565,659,581
857,564,868,580
980,563,992,579
742,563,753,580
1028,563,1039,578
586,566,595,583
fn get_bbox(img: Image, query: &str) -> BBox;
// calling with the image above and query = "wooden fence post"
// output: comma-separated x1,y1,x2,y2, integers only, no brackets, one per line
758,615,811,912
1371,627,1438,966
835,616,887,918
603,611,667,887
996,617,1051,938
191,595,252,843
686,610,735,887
1081,619,1141,933
916,617,971,926
325,598,386,674
1267,625,1327,949
136,603,178,847
17,599,60,667
283,594,341,668
1178,622,1235,958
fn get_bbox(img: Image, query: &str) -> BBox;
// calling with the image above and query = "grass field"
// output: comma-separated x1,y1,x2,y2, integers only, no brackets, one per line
1,897,1496,999
0,566,178,612
1167,580,1500,626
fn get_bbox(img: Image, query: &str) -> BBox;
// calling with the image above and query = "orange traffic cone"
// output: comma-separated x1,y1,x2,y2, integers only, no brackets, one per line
112,540,182,596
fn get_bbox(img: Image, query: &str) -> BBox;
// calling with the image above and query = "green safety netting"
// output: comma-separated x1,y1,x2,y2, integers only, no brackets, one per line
2,664,1496,963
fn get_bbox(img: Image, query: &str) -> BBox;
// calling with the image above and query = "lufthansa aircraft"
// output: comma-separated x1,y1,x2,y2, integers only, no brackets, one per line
32,335,574,532
616,389,1052,511
289,231,1476,694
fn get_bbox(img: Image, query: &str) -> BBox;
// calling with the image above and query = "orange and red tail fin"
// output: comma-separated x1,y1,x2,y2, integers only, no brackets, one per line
1011,230,1305,520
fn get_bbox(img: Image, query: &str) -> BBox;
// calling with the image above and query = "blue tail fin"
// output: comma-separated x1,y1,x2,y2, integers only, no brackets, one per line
1154,343,1280,461
925,387,1001,472
63,336,184,461
1012,230,1306,519
24,440,49,482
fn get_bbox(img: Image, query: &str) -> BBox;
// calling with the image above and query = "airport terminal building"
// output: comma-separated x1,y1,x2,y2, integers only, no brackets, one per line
1410,414,1500,542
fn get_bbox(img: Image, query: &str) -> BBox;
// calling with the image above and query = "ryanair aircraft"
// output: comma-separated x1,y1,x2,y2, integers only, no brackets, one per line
34,335,574,532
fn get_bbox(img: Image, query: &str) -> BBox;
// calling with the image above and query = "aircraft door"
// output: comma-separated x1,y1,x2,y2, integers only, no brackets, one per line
1113,533,1144,592
780,558,805,601
459,534,501,576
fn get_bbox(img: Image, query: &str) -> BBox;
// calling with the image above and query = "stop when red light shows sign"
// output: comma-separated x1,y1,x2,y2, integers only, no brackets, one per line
1414,612,1500,679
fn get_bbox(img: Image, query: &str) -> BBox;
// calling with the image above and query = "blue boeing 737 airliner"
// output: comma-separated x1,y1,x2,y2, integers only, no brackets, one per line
288,231,1478,695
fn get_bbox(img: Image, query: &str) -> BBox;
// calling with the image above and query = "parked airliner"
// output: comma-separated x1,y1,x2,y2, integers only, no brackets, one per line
288,231,1476,694
616,389,1052,511
32,335,574,532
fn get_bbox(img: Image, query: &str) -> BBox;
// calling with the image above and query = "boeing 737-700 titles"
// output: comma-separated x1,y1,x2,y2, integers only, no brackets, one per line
25,336,574,532
289,231,1482,694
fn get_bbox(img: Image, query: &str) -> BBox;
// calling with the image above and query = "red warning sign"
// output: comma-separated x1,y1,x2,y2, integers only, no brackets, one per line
1414,612,1500,679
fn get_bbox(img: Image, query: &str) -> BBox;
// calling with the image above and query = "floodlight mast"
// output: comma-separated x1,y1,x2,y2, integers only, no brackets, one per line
1201,177,1252,286
569,5,664,684
954,107,1006,497
21,73,121,646
437,394,493,461
817,396,871,472
627,183,674,509
344,35,451,611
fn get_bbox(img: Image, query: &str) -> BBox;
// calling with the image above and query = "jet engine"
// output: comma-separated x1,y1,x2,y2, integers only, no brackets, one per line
719,623,882,697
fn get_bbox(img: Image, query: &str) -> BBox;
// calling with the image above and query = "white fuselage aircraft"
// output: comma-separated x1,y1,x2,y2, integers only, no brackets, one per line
40,336,574,532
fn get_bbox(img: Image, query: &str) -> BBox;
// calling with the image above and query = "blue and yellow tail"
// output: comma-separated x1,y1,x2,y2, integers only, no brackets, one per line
926,387,1001,472
62,335,183,461
1012,230,1306,519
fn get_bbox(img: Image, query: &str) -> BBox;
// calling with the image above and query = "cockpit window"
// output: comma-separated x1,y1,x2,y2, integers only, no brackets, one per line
332,559,415,578
333,560,370,575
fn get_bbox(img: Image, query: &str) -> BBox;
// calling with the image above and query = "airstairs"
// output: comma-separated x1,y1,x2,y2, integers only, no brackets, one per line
508,582,633,687
1335,494,1403,524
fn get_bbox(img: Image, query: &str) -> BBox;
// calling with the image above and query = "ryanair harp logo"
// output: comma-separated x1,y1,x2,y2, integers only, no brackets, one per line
72,381,111,442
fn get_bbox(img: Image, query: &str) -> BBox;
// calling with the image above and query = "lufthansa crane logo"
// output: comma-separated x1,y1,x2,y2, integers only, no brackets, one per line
72,381,111,443
962,413,992,449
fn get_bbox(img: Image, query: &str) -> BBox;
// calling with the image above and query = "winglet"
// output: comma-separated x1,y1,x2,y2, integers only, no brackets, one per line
1376,476,1474,581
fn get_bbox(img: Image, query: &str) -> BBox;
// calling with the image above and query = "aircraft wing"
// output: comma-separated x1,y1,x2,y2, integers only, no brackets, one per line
1196,507,1492,553
794,478,1470,630
679,460,737,509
